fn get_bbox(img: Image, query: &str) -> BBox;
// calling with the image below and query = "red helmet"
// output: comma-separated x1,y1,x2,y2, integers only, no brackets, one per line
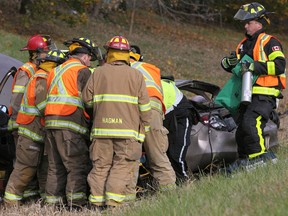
104,36,130,51
20,34,51,52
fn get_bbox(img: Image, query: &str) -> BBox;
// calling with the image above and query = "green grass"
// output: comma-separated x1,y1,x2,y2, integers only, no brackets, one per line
119,153,288,216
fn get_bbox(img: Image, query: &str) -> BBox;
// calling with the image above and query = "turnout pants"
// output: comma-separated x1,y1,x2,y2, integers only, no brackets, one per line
45,129,90,205
163,96,192,183
88,138,142,207
236,95,276,159
4,135,47,204
143,108,176,190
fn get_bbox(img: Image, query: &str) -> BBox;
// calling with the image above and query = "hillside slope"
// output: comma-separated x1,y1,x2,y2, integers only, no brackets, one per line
1,3,287,115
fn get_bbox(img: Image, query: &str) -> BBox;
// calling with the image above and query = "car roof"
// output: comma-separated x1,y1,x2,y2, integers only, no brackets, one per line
0,53,23,107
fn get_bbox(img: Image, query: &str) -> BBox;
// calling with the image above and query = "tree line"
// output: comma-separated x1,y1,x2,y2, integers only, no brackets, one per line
17,0,288,32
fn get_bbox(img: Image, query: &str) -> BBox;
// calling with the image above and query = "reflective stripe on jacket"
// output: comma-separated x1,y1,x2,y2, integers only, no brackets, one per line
236,33,286,96
8,62,37,130
82,63,151,142
17,70,47,125
131,61,165,113
45,58,90,134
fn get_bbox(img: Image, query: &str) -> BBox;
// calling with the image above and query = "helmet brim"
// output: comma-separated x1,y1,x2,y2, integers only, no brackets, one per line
234,9,256,21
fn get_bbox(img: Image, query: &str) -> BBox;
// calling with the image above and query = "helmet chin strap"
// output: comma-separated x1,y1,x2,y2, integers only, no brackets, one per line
29,51,42,66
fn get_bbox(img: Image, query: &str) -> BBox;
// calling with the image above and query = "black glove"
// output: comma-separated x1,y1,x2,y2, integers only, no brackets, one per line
221,52,239,69
243,60,254,71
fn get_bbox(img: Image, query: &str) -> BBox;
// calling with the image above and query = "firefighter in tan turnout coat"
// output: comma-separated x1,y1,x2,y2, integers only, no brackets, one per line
130,45,176,191
4,50,67,206
82,35,151,208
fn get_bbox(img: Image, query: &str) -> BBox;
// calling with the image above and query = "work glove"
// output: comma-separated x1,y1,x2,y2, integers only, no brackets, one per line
241,60,254,74
221,52,239,69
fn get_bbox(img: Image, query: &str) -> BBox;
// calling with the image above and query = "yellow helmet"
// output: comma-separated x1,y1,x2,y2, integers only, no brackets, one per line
64,37,102,61
129,45,143,62
234,2,272,24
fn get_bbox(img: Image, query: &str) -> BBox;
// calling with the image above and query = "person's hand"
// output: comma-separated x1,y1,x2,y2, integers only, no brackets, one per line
244,60,254,72
241,60,254,74
221,52,239,69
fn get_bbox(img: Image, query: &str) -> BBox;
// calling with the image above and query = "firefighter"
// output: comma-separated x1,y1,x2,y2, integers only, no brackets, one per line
220,2,286,173
161,77,194,184
6,34,52,202
44,37,101,207
4,50,67,206
8,34,52,146
130,45,176,191
82,36,151,208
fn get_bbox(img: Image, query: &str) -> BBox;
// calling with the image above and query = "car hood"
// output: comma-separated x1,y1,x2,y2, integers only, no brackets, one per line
0,53,23,107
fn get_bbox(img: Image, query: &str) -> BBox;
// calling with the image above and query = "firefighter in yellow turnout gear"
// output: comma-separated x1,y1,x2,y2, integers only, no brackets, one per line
83,36,151,208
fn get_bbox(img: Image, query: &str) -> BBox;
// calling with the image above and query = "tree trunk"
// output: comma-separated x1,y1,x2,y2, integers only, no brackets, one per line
129,0,136,37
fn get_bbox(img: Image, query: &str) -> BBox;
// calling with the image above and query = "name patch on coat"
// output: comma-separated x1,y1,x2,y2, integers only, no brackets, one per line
102,117,123,124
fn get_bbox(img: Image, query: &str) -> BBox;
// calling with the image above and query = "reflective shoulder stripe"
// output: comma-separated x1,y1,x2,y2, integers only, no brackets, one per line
21,63,36,77
131,62,153,81
131,62,163,95
48,61,83,94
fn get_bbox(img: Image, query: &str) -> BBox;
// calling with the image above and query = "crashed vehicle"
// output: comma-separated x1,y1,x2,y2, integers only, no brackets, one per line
137,79,279,193
175,79,279,173
0,53,21,197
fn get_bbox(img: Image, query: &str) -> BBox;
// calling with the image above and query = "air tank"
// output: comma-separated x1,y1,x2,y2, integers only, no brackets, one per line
241,62,253,105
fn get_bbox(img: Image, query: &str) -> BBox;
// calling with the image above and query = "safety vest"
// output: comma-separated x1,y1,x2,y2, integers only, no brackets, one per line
16,70,48,142
45,59,89,134
236,33,286,97
17,71,47,125
131,61,165,113
161,79,183,114
8,62,37,130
